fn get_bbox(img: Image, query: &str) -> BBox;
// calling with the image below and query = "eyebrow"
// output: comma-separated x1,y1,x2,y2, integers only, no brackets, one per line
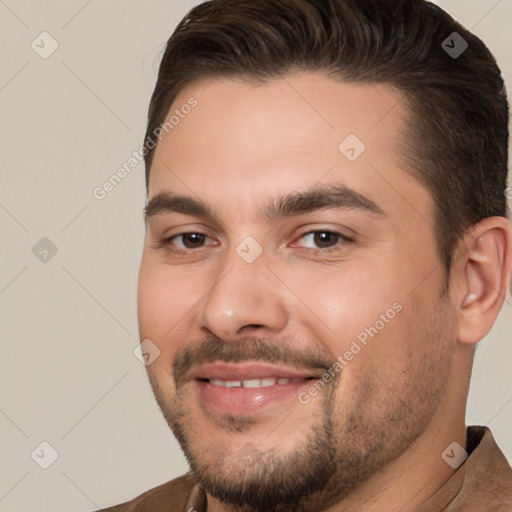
144,184,386,224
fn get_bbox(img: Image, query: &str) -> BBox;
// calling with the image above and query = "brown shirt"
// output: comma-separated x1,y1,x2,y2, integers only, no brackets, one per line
97,426,512,512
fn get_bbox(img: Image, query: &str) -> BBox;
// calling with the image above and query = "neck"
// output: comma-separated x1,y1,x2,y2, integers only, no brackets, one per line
324,420,466,512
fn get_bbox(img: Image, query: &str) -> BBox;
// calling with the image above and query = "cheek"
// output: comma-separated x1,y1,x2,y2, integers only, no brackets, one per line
137,257,201,354
337,285,448,398
289,263,403,353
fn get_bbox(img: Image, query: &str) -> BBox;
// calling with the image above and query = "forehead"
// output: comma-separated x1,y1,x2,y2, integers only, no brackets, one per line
148,72,433,228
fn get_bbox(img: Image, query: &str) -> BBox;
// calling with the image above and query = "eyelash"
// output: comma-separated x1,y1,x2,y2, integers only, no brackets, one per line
160,230,353,256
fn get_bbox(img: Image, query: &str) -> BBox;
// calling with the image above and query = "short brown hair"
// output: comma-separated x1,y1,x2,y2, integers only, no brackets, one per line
143,0,509,277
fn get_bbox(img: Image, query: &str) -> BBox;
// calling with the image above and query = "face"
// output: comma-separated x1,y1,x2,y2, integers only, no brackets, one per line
137,72,457,512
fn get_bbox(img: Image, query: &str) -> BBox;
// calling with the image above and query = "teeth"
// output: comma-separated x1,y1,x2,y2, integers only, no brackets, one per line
243,379,262,388
225,380,242,388
207,377,302,388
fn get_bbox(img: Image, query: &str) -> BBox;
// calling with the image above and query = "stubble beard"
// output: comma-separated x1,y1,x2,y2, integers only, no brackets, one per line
149,345,451,512
147,295,453,512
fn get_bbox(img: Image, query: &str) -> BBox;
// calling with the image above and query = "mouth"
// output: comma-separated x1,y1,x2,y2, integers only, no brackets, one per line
189,362,321,417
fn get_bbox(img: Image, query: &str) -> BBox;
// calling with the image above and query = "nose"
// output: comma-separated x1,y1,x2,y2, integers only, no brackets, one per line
198,250,288,340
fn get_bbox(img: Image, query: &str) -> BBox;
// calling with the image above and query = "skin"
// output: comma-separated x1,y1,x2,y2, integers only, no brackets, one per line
137,72,512,512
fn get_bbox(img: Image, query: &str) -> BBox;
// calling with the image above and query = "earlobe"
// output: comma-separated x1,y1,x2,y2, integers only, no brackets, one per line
456,217,512,345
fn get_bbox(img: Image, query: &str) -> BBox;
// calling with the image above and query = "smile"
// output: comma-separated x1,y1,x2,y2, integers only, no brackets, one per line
188,362,322,416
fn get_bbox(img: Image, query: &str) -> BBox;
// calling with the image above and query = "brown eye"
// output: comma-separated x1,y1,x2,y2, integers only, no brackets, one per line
312,231,340,248
165,232,214,251
299,231,347,250
180,233,206,248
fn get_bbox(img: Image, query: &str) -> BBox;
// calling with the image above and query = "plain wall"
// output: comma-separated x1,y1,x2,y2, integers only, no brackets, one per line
0,0,511,510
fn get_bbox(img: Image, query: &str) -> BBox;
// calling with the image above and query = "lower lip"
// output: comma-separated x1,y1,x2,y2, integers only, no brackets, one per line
195,379,312,416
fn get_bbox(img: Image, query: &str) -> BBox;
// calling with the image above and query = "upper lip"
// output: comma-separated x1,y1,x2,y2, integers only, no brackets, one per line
189,362,322,382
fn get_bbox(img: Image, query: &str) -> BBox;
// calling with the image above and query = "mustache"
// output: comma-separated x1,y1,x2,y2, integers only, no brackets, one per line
173,336,337,387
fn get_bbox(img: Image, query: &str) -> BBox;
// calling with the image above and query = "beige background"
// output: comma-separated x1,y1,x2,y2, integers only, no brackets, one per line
0,1,511,511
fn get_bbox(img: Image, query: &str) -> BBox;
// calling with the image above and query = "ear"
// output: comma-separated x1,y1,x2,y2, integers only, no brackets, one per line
456,216,512,345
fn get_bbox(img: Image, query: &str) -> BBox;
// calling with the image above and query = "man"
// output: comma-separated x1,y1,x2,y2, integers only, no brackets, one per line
99,0,512,510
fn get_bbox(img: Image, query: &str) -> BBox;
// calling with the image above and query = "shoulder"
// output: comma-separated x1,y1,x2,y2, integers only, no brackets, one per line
464,426,512,505
95,473,196,512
